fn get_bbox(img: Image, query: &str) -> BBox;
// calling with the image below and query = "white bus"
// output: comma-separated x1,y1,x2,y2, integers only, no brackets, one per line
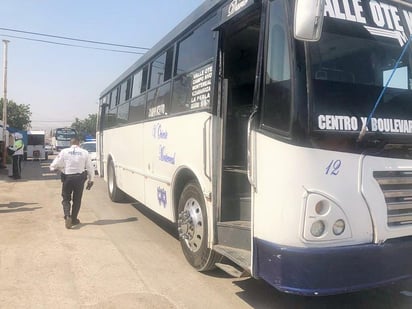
52,128,77,151
97,0,412,295
26,130,47,160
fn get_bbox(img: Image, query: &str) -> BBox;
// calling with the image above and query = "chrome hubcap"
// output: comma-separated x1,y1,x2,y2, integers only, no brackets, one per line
178,197,204,253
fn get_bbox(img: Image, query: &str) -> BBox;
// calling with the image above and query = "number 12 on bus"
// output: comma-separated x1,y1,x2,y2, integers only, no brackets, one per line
97,0,412,296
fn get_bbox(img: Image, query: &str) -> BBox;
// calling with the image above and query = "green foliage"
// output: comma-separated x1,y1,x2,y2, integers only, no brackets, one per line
0,98,32,130
71,114,97,141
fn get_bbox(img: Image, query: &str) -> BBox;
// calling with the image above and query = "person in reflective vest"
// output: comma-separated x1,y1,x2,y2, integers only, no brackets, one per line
8,132,24,179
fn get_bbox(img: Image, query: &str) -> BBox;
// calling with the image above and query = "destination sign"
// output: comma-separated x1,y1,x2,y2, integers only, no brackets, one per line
325,0,412,46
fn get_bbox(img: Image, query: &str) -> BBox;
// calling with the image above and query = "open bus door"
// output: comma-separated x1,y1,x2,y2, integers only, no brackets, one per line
213,1,263,275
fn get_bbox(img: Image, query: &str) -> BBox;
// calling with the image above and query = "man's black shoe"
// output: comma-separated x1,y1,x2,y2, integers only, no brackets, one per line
65,216,72,229
72,218,80,226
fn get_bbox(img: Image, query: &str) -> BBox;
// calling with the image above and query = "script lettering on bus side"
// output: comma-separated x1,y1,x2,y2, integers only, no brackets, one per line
325,0,412,46
152,123,168,139
228,0,249,18
318,114,412,133
159,145,176,165
157,186,167,207
191,64,213,109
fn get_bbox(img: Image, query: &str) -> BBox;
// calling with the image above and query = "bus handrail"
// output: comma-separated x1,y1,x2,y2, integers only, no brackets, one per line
247,110,257,190
203,116,212,180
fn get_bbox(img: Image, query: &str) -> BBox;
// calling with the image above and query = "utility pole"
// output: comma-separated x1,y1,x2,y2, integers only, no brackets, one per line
2,40,9,168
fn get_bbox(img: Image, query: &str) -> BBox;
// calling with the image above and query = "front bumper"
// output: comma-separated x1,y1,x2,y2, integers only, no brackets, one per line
254,237,412,296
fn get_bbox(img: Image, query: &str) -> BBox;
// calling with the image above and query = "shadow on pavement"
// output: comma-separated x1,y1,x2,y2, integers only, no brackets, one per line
132,202,179,239
71,217,138,229
0,201,41,213
0,159,60,182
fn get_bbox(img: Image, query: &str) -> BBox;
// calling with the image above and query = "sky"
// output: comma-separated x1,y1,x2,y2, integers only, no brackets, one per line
0,0,204,131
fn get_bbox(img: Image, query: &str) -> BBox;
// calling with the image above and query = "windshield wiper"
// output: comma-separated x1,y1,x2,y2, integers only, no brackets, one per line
358,35,412,142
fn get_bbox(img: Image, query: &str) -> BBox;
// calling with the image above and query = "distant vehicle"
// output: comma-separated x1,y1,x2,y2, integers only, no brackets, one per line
44,144,53,155
26,130,47,160
52,128,77,151
80,141,98,175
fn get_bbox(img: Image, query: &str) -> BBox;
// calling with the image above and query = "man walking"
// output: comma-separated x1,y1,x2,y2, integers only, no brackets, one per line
50,137,94,229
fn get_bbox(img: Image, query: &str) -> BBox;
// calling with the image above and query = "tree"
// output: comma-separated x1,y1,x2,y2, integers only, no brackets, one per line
71,114,97,141
0,99,32,130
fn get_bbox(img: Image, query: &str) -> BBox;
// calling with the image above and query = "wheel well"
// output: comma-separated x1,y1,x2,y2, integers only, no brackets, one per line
173,169,197,220
107,155,113,172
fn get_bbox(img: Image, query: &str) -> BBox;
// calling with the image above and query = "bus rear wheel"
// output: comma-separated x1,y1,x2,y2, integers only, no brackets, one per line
107,160,126,202
177,181,221,271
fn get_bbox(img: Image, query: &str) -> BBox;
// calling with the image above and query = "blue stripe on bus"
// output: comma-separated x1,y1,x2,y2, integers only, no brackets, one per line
253,237,412,296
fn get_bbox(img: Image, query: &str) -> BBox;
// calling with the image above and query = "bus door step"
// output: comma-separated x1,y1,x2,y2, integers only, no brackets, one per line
213,244,251,274
215,262,249,278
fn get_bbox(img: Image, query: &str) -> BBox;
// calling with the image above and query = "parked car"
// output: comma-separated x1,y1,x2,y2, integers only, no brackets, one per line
80,141,98,175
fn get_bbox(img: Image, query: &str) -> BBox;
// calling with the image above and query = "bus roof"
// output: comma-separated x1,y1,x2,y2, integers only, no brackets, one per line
100,0,412,98
100,0,223,97
27,130,45,135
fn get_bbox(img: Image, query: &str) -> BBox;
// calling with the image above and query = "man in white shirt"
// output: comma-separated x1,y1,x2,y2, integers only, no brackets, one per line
50,137,94,229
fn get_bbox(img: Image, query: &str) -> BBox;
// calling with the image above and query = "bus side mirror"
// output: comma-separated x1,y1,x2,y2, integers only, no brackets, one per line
294,0,325,41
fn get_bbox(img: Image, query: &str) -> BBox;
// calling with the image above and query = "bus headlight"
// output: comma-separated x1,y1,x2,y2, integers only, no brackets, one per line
303,193,351,242
310,220,325,237
333,219,345,236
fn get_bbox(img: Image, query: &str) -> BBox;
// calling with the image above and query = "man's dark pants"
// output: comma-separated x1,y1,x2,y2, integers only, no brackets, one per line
61,173,86,220
12,155,22,179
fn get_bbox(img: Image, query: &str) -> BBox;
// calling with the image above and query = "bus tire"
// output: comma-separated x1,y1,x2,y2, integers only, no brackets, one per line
177,181,221,271
107,160,126,202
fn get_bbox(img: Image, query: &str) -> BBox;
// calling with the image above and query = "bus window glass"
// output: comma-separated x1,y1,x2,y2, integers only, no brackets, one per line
171,74,192,113
125,78,132,100
164,46,174,82
175,14,217,75
129,94,146,122
117,103,129,124
106,108,118,128
150,53,167,88
132,70,143,98
141,66,149,93
171,63,213,114
111,87,119,107
146,82,171,118
108,91,113,109
261,0,291,132
119,80,128,104
308,8,412,139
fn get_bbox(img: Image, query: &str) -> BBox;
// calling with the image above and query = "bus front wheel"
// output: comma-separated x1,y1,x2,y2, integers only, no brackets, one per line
177,181,221,271
107,160,125,202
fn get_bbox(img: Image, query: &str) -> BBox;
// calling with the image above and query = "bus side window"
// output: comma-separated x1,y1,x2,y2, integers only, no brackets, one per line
150,52,167,89
141,66,149,93
261,0,292,133
171,14,217,114
174,14,217,76
132,70,143,98
116,102,129,125
129,94,146,123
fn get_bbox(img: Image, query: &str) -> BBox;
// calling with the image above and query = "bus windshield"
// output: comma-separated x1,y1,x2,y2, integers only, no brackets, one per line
308,0,412,146
56,129,76,141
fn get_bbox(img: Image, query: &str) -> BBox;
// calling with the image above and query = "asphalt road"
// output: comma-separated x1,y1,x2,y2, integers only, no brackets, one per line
1,157,412,308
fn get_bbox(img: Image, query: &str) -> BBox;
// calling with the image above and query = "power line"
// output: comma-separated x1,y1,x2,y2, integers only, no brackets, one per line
0,33,145,55
0,27,150,50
